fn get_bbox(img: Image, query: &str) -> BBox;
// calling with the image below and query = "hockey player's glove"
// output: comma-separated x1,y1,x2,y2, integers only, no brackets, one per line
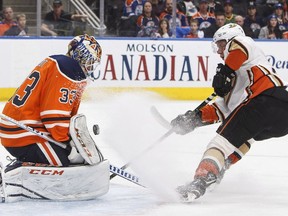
212,63,235,97
171,110,202,135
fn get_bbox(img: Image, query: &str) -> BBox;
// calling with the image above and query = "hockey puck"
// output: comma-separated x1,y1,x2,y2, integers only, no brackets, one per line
93,124,100,135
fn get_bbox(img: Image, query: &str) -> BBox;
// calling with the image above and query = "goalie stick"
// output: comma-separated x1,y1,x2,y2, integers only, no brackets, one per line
0,113,144,187
0,113,67,149
151,92,218,130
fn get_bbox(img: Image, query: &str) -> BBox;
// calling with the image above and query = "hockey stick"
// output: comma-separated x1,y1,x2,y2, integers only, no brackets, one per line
110,128,174,180
109,164,145,187
151,92,218,130
0,113,67,149
0,113,144,187
150,106,171,130
110,93,217,180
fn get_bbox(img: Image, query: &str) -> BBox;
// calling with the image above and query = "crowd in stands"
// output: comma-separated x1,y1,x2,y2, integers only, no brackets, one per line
118,0,288,39
0,0,88,37
0,0,287,39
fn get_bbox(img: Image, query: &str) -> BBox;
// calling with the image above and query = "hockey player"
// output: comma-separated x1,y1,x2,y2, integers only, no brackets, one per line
171,23,288,202
0,34,109,202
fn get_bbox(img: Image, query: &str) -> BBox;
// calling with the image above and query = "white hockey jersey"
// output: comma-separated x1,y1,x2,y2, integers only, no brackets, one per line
214,36,286,119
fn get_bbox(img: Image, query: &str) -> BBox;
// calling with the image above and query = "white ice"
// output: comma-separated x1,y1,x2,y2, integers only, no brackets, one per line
1,91,288,216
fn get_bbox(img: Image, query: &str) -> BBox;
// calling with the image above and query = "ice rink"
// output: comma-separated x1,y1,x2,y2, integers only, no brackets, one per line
1,91,288,216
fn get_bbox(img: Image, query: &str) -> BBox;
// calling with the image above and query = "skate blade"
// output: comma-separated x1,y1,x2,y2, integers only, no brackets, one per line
180,193,198,203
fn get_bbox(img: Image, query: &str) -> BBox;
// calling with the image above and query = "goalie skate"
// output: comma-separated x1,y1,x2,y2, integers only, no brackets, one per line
177,172,217,202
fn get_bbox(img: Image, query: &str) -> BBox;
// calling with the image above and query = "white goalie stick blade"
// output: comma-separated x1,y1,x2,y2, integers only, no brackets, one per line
109,164,145,187
70,114,104,165
150,106,171,130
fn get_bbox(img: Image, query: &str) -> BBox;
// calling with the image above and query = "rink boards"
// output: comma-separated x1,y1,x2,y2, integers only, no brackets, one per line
0,37,287,101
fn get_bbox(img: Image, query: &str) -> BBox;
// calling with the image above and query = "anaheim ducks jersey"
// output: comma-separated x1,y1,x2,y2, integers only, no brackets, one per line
0,55,87,147
213,36,286,119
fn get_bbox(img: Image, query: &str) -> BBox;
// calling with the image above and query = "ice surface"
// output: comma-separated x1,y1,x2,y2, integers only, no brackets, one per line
1,91,288,216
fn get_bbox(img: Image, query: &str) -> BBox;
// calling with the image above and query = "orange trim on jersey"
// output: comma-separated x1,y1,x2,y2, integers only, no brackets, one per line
0,57,86,148
200,105,219,123
125,0,134,7
218,100,251,135
225,49,247,71
192,12,215,20
248,65,283,98
40,142,59,166
137,15,144,27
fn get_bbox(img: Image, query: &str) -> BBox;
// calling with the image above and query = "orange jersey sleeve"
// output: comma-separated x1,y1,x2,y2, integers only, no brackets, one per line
225,40,248,71
0,55,87,147
200,104,223,123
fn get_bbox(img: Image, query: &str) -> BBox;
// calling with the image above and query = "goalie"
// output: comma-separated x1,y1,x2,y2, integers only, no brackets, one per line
171,24,288,202
0,34,109,202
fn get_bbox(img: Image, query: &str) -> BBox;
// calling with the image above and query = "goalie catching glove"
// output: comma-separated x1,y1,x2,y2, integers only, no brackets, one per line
171,105,221,135
212,63,235,97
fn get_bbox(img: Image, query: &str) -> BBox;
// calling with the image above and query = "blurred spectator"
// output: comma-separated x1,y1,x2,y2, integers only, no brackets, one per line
244,1,265,38
41,0,87,36
207,0,224,14
122,0,146,17
119,0,146,37
192,0,215,30
177,0,198,23
234,15,254,37
203,12,226,37
223,0,238,24
258,14,282,39
159,0,189,27
0,0,2,18
151,0,164,17
283,0,288,21
136,1,159,37
230,0,246,16
0,6,17,36
4,13,28,36
273,3,288,32
155,18,172,37
176,18,204,38
283,30,288,38
90,0,122,35
118,15,138,36
258,0,278,20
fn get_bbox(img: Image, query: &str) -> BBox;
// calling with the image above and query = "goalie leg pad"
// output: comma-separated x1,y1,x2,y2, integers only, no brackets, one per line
70,114,104,165
1,160,110,203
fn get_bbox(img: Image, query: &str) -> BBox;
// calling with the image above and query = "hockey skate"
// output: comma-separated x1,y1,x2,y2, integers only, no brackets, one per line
177,172,217,202
217,158,232,184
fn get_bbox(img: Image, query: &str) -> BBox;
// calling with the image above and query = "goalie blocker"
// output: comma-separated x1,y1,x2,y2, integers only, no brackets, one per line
0,114,110,202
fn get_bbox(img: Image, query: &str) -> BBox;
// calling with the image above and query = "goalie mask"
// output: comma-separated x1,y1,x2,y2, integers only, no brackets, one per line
67,34,102,81
212,23,245,53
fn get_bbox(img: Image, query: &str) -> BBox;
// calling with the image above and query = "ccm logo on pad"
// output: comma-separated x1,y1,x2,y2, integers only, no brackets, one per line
29,169,64,175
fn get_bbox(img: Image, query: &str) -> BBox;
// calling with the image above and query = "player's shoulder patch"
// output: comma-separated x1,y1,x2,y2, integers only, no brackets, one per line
228,38,249,58
49,55,86,81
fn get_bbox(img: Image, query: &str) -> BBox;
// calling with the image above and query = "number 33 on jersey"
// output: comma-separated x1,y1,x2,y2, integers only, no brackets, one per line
0,55,87,147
